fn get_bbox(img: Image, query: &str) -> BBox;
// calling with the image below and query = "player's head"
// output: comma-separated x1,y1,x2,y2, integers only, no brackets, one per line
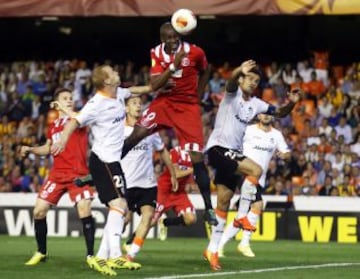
257,113,273,125
238,67,261,95
92,65,120,90
53,87,73,111
160,22,181,53
125,95,142,119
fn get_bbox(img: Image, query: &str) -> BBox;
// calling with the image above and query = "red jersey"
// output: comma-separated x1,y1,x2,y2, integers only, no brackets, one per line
150,41,208,104
158,147,193,193
48,117,89,177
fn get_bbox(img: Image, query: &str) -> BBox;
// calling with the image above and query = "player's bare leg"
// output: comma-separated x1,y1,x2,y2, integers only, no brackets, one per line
189,151,218,226
127,205,154,261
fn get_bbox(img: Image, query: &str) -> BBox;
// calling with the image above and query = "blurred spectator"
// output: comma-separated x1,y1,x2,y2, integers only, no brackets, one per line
318,175,335,196
318,95,333,118
335,116,353,144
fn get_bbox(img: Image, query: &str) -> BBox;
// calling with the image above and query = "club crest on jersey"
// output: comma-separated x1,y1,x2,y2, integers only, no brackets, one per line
181,57,190,67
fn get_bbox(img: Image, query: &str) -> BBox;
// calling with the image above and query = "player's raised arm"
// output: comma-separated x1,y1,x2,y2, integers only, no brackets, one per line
272,88,301,118
20,139,52,157
225,60,256,93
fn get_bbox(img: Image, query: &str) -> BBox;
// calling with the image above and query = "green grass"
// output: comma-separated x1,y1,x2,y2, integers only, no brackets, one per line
1,236,360,279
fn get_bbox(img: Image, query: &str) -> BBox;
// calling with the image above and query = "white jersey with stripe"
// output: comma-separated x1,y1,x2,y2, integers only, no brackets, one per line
206,88,269,151
75,88,131,163
122,125,164,189
243,124,290,187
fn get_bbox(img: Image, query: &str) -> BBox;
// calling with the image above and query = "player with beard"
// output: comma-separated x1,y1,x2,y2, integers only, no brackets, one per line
203,60,300,271
218,113,290,258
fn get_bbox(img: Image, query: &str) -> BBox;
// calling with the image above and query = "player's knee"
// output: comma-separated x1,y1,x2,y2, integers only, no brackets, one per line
33,207,47,219
108,197,127,212
251,164,263,178
183,213,196,226
76,199,92,218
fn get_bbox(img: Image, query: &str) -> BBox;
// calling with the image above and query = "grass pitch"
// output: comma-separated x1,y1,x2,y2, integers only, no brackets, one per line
1,236,359,279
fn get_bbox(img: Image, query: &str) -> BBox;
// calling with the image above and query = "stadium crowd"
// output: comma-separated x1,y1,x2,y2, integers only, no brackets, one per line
0,53,359,197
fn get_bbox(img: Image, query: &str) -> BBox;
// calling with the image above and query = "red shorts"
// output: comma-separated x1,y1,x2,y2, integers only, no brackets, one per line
138,97,204,151
154,190,195,220
38,172,95,205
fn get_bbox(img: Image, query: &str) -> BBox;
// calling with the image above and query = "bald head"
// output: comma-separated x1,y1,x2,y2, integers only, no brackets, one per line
160,22,175,42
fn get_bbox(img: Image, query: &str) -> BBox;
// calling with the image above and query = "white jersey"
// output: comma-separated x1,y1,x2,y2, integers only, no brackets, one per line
206,88,269,151
243,124,290,187
122,125,164,189
76,88,131,163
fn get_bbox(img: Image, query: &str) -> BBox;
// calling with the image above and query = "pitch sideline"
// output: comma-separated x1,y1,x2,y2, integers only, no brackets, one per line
144,262,360,279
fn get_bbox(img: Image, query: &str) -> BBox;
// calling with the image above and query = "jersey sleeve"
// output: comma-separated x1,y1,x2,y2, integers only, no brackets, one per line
75,98,98,127
255,98,271,114
276,130,290,154
195,46,208,72
117,87,131,103
150,48,164,76
152,132,165,151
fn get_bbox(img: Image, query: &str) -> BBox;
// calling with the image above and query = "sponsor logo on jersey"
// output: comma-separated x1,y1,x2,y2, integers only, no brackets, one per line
235,114,249,124
112,114,125,124
253,145,274,152
132,143,149,151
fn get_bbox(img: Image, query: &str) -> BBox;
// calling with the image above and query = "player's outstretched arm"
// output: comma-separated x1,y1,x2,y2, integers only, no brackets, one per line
225,60,256,93
273,88,301,118
129,85,152,95
20,139,52,157
50,101,78,118
51,118,79,156
158,148,179,192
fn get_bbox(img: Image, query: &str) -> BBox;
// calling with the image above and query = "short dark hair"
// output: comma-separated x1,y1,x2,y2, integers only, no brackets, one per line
53,87,72,100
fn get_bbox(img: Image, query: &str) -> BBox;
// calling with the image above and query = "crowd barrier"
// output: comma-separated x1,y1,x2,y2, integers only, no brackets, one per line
0,193,359,243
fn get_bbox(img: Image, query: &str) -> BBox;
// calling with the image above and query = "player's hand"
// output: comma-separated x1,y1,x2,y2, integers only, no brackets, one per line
50,101,67,112
171,175,179,192
51,140,66,156
288,88,301,103
19,146,30,157
174,49,187,69
240,60,256,75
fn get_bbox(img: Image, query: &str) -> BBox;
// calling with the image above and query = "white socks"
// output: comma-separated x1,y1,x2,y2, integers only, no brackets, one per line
207,210,227,253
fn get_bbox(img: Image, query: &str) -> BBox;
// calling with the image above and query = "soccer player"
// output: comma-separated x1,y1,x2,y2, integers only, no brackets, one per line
218,113,290,258
121,95,176,261
153,146,197,241
51,65,151,276
204,60,300,271
20,88,96,268
121,22,218,225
